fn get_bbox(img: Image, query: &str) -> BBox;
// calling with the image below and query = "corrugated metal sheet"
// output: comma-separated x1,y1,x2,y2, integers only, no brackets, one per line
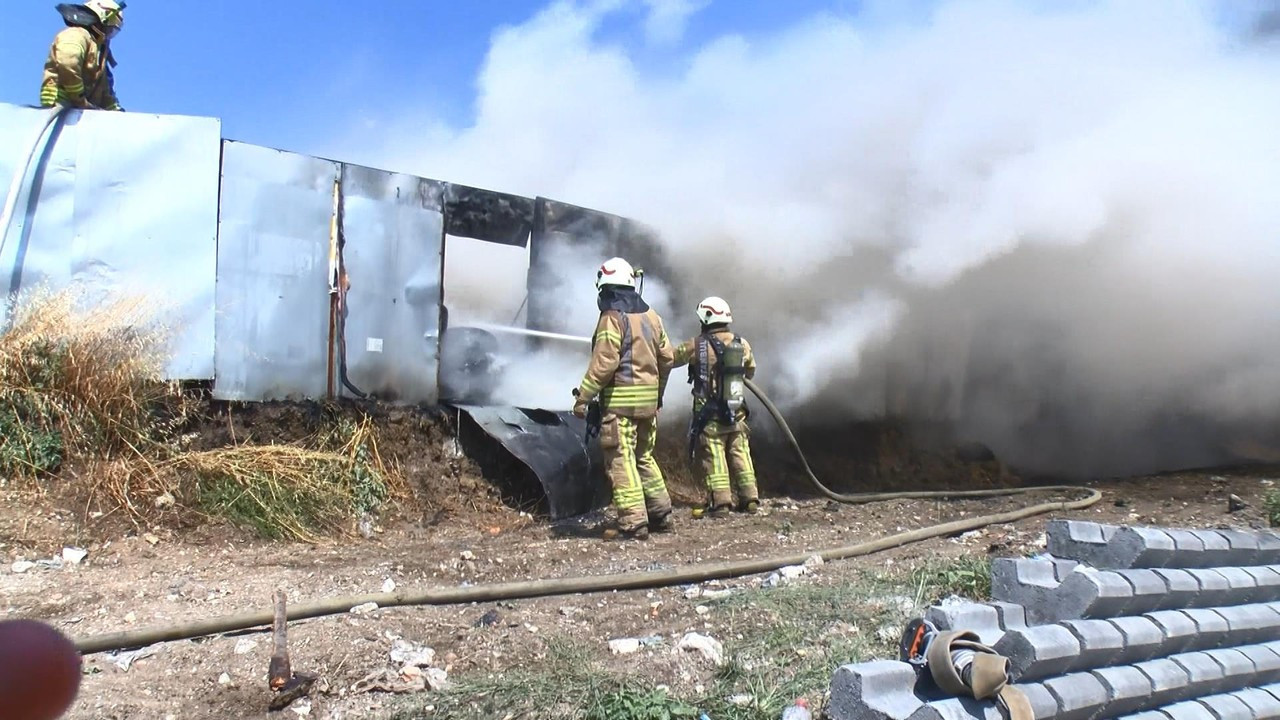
0,104,221,378
340,164,445,403
213,141,336,401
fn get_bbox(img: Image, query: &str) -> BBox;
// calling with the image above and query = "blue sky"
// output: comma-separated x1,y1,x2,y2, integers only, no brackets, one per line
2,0,876,162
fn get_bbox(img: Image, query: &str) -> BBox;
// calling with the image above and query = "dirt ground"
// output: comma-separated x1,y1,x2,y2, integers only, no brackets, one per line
2,404,1278,719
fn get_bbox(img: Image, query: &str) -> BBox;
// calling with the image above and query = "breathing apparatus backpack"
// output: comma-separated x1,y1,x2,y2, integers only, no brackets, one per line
686,332,748,459
898,618,1032,720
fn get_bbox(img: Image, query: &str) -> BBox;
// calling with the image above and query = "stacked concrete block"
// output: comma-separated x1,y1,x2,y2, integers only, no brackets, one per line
828,520,1280,720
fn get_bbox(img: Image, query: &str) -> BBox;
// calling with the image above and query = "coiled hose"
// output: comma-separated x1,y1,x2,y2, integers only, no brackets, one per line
73,381,1099,654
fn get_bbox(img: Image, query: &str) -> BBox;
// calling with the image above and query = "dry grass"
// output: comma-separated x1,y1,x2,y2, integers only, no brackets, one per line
0,285,407,542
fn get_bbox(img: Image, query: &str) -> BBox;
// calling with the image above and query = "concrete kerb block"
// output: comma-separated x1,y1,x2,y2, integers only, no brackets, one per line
1243,566,1280,603
1144,610,1201,654
1257,533,1280,564
1120,569,1173,615
1194,694,1253,720
1133,657,1193,707
991,558,1061,623
1054,569,1135,622
1184,570,1232,609
1043,672,1109,720
1150,569,1206,610
1212,566,1261,604
1091,665,1156,718
1169,652,1226,701
1263,683,1280,706
1118,712,1176,720
1233,643,1280,685
1165,530,1208,568
1161,701,1217,720
1202,648,1255,693
1110,616,1168,664
1189,531,1234,568
907,698,1003,720
1214,529,1261,566
1228,688,1280,719
1062,619,1127,671
994,624,1082,682
1180,608,1230,650
1112,527,1179,569
1012,682,1059,720
1047,520,1118,565
925,600,1003,647
988,601,1028,630
827,661,925,720
1214,604,1279,645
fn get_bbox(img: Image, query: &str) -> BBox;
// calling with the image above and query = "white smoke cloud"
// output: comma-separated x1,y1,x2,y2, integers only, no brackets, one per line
348,0,1280,476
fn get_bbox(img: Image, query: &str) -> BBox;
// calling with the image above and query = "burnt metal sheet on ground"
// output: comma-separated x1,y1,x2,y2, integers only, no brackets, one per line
456,405,608,519
213,141,336,401
0,103,221,379
339,164,445,404
442,183,534,247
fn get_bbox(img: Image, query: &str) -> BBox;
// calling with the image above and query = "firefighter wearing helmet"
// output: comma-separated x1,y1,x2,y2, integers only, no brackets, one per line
573,257,677,540
672,296,760,517
40,1,126,111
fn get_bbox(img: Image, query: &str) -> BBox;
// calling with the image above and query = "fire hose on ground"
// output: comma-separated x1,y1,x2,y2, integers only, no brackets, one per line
73,377,1099,655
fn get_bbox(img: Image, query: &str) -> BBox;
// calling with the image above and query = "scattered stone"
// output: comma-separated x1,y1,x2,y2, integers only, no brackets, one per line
154,492,176,510
804,555,825,568
763,573,782,588
425,667,450,690
143,533,161,546
349,602,379,615
389,639,435,667
1229,494,1248,513
558,606,580,617
61,547,88,565
110,647,155,672
289,697,312,716
474,609,501,627
460,550,476,561
381,578,396,593
684,587,702,600
779,565,808,580
677,632,724,665
696,605,711,616
218,672,233,687
11,560,34,574
729,694,753,706
234,639,258,655
703,589,733,600
609,638,642,655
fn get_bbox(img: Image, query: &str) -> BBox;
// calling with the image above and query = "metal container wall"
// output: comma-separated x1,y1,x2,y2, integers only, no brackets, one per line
213,141,337,401
0,105,221,379
339,164,445,404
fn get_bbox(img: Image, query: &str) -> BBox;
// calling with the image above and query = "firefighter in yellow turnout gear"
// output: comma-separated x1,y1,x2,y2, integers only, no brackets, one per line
573,258,676,540
40,1,126,111
673,296,759,518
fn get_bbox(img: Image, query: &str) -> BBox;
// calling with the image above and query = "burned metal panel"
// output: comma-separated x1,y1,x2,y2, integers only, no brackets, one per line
213,141,336,401
0,103,221,379
526,196,676,335
338,164,445,404
456,405,608,519
441,182,534,247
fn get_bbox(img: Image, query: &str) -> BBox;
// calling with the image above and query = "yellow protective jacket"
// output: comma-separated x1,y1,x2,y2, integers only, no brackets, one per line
672,328,756,427
40,27,121,110
576,293,675,420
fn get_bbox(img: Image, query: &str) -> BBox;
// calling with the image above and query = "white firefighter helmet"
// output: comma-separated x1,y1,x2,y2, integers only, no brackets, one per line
595,257,637,290
696,296,732,325
84,0,125,34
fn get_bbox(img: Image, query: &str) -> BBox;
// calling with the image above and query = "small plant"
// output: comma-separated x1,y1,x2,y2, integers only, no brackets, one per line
910,555,992,604
584,688,700,720
1265,490,1280,528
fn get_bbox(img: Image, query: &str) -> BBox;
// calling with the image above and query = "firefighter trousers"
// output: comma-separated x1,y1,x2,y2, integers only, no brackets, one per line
600,413,672,531
695,423,758,509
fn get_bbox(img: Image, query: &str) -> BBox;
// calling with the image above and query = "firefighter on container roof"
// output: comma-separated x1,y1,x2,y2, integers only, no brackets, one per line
673,296,759,518
572,257,676,541
40,1,126,111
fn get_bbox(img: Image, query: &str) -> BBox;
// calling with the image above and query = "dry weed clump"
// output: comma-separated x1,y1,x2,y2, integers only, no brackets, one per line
172,417,407,542
0,285,406,542
0,285,177,476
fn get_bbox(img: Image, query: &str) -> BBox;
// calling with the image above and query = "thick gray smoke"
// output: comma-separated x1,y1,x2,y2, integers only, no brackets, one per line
356,0,1280,477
